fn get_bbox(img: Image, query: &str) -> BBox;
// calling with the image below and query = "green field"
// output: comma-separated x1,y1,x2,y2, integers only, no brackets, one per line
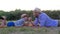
0,27,59,34
0,21,59,34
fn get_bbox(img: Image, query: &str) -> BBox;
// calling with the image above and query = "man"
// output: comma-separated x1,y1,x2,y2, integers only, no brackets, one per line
7,14,28,27
33,8,59,27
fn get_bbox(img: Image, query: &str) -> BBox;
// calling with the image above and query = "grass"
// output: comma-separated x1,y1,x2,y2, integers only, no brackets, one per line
0,21,59,34
0,27,16,34
0,27,44,34
0,27,59,34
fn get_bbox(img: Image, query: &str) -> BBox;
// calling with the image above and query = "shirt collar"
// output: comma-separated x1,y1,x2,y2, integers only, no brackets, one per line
36,12,43,18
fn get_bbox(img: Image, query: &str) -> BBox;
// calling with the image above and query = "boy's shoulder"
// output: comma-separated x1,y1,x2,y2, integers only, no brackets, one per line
15,18,25,23
17,18,25,21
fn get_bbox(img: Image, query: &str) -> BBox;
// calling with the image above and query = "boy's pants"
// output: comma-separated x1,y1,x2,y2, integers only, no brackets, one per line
7,21,15,27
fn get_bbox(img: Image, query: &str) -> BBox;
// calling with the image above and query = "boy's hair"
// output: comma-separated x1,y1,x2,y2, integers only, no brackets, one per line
21,14,28,18
0,16,4,20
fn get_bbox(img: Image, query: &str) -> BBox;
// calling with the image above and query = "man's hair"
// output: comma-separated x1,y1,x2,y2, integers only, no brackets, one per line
33,8,41,13
21,14,28,18
0,16,4,20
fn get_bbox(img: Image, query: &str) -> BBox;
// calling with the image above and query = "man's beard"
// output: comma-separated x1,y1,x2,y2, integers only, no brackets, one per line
35,16,38,18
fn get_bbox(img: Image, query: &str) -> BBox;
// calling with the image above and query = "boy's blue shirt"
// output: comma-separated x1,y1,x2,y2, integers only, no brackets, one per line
14,18,25,26
34,12,58,27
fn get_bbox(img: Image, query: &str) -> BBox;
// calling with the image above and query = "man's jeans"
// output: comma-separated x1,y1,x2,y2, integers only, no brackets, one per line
58,20,60,27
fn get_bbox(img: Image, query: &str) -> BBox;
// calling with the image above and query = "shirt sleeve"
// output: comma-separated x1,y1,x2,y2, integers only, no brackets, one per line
39,13,47,27
15,19,24,27
34,18,39,26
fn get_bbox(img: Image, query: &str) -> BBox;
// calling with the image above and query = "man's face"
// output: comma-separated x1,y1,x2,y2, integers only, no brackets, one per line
33,11,40,17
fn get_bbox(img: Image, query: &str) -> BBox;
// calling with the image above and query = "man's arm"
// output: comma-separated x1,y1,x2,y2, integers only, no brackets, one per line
34,18,39,26
39,13,47,27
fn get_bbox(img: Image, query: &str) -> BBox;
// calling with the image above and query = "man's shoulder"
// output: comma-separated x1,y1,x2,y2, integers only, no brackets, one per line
39,12,48,17
38,12,48,19
41,12,47,15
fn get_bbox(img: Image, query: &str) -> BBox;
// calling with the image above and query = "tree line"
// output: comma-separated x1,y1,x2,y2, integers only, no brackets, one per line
0,9,60,20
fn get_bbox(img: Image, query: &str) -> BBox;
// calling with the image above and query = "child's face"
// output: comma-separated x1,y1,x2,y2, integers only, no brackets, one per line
24,17,28,21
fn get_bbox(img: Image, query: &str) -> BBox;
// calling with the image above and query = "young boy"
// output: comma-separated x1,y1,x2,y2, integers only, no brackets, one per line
7,14,28,27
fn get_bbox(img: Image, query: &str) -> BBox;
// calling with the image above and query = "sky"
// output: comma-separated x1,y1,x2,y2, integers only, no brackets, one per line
0,0,60,11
